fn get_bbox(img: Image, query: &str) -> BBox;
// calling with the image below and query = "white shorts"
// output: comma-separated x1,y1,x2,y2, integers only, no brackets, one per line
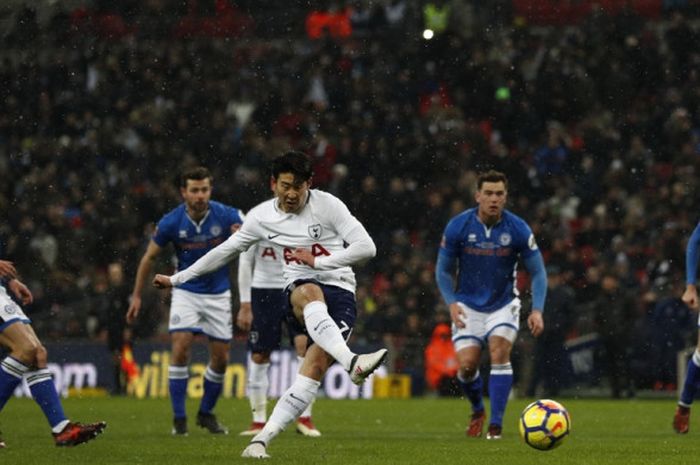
0,287,31,332
169,288,232,341
451,298,521,352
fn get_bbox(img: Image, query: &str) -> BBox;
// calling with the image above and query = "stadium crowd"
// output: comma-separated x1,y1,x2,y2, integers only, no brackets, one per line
2,0,700,396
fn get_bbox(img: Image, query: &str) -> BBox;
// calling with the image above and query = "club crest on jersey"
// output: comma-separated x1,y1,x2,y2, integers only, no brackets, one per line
249,331,259,344
4,304,16,315
499,233,512,246
178,230,187,238
171,315,181,325
308,224,323,239
210,225,222,236
468,233,477,242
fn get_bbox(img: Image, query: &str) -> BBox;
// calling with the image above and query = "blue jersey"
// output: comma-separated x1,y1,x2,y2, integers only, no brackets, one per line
438,208,539,312
153,200,244,294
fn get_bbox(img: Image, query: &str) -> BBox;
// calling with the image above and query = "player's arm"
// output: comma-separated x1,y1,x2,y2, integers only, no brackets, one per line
236,246,254,331
523,252,547,337
435,251,466,328
683,222,700,310
127,240,162,324
0,260,18,280
154,223,260,288
7,278,33,305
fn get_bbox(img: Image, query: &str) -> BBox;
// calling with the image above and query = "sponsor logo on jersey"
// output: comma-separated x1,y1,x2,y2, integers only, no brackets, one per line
308,224,323,239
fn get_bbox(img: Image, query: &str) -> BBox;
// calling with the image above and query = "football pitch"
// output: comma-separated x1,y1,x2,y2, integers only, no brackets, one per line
2,396,698,464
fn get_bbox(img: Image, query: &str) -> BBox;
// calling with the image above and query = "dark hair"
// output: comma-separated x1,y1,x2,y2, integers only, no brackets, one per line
180,166,212,188
271,151,313,181
477,170,508,190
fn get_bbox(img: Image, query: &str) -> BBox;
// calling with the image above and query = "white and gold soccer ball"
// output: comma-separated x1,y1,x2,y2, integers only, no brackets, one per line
519,399,571,450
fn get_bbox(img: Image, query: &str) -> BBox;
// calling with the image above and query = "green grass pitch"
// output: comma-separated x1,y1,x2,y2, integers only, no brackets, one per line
1,396,699,464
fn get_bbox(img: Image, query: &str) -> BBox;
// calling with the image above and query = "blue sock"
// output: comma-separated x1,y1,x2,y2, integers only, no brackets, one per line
489,363,513,427
680,350,700,406
169,365,189,419
457,371,484,413
26,369,67,428
199,366,225,414
0,357,29,411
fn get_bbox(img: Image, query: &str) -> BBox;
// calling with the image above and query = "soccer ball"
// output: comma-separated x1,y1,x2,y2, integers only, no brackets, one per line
519,399,571,450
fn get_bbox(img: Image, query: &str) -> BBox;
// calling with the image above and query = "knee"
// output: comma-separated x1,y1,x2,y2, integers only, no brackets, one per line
460,365,479,379
209,353,229,372
15,340,42,366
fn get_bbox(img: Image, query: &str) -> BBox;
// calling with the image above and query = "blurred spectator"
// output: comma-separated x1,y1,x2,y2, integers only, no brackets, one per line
424,323,458,396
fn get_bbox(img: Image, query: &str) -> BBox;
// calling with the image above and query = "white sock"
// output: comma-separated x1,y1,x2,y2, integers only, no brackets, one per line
252,374,320,445
303,301,354,370
297,356,314,418
247,361,270,423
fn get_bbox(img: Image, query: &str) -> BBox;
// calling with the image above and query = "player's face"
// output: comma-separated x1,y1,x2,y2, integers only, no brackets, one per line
475,181,507,221
272,173,310,213
181,178,212,217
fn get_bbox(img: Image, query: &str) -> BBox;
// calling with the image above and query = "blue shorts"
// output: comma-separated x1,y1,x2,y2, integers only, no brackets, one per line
286,280,357,342
248,287,301,353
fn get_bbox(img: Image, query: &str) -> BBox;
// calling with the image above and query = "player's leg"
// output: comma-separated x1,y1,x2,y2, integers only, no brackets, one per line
195,338,229,434
194,290,234,434
1,323,106,446
241,288,284,435
169,331,193,435
0,323,34,411
242,344,330,459
484,299,520,439
451,303,487,437
293,333,320,437
674,328,700,433
240,351,270,435
289,282,386,384
486,335,514,439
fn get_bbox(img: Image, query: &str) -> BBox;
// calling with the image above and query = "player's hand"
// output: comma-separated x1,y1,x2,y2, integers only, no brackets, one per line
0,260,17,280
289,248,315,267
126,295,141,324
8,279,32,305
153,274,173,289
682,285,700,310
528,310,544,337
449,302,467,329
236,302,253,331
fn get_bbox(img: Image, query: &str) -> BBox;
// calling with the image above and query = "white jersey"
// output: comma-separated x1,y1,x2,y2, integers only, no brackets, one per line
172,189,376,294
237,241,286,302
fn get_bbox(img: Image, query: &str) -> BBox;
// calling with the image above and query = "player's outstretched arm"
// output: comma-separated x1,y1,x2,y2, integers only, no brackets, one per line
169,224,258,287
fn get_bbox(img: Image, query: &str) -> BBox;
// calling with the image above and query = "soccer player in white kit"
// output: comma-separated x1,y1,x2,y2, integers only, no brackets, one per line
153,151,387,459
237,241,321,437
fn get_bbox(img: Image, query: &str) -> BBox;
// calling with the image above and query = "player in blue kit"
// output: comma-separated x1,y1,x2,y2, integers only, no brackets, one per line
674,221,700,434
435,170,547,440
0,260,106,446
126,166,244,436
236,242,321,437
